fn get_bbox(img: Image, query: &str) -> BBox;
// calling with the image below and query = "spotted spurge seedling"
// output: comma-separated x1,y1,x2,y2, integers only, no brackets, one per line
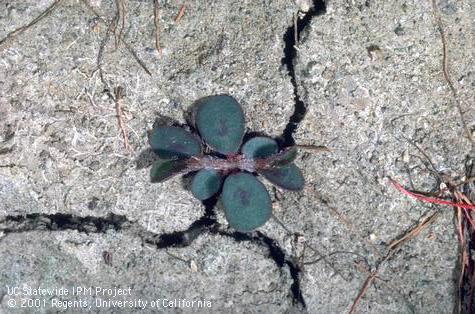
148,95,304,232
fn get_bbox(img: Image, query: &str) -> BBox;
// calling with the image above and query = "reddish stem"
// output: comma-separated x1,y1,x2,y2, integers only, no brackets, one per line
389,178,475,210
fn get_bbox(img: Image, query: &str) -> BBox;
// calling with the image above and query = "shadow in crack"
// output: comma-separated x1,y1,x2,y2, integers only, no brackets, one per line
0,210,306,308
0,213,129,234
141,196,218,249
280,0,326,147
215,230,306,308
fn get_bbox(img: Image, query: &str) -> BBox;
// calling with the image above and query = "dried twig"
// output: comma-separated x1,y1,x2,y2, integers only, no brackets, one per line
349,273,377,314
350,210,437,313
388,211,439,251
304,250,368,266
390,156,475,313
312,189,384,260
0,0,63,51
92,4,131,152
405,138,444,182
114,0,126,49
114,87,131,151
430,0,474,148
350,258,416,313
389,178,475,210
293,12,298,45
165,250,189,264
326,204,382,258
175,3,188,23
96,9,117,92
271,214,348,281
353,261,415,312
80,0,151,76
350,173,448,313
121,40,152,76
455,158,475,313
349,248,396,314
455,176,475,188
154,0,162,56
295,144,331,153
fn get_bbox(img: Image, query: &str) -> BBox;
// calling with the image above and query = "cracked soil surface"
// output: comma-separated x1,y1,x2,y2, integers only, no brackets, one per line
1,0,474,313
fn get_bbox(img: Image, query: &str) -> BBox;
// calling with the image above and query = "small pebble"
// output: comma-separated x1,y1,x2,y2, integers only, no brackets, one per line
190,260,198,272
295,0,312,12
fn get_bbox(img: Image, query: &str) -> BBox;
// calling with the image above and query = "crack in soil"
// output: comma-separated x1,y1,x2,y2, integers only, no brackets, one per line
0,213,129,234
281,0,326,147
140,197,218,249
0,209,305,307
216,230,306,308
139,195,306,307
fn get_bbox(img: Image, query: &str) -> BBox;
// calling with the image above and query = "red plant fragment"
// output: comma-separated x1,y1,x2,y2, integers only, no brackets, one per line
389,178,475,210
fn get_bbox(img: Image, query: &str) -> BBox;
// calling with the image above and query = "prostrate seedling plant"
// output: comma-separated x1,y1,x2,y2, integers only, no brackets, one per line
148,95,304,232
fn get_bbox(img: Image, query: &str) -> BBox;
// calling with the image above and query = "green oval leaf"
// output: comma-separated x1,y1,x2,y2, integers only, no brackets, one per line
241,137,278,159
191,169,222,200
194,95,245,154
149,126,201,159
221,172,272,232
260,163,304,191
150,159,188,183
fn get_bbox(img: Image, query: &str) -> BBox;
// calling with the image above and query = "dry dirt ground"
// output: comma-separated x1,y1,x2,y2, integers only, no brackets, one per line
0,0,474,313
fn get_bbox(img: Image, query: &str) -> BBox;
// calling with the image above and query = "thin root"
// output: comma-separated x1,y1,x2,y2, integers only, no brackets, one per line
154,0,162,56
430,0,474,148
175,3,188,23
114,0,126,49
114,86,131,151
80,0,151,76
0,0,63,51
